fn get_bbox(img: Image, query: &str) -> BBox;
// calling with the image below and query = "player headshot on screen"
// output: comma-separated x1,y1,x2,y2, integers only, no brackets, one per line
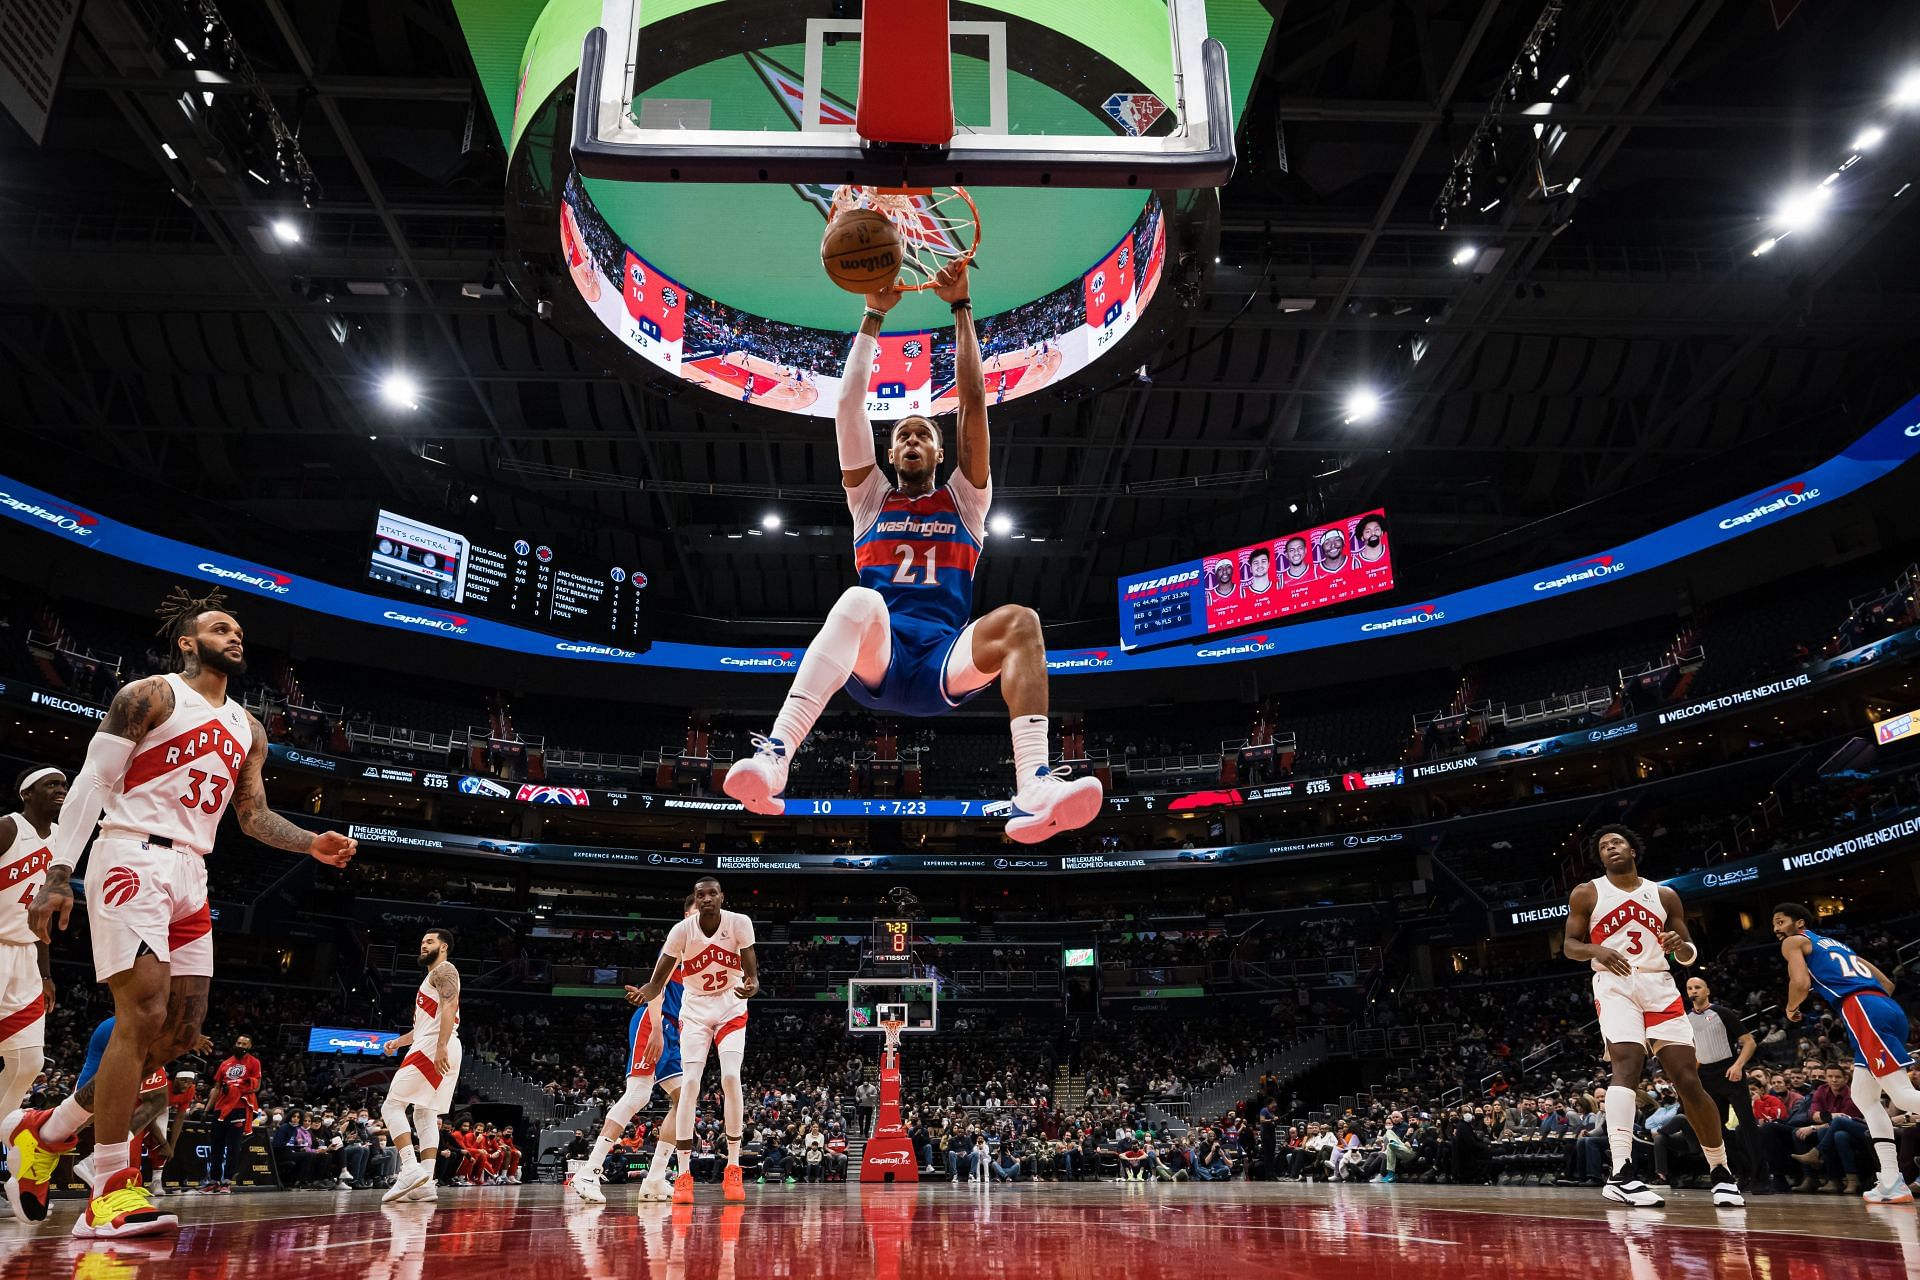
1209,559,1236,598
1316,528,1350,574
1282,537,1311,581
1356,515,1389,565
1244,547,1273,595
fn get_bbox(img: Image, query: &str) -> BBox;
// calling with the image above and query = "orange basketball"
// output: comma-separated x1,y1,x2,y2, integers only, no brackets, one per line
821,209,903,293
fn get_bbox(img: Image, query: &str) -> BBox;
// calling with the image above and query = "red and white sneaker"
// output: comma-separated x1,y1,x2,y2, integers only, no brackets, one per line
3,1107,75,1222
723,735,790,816
73,1169,178,1240
1005,766,1104,844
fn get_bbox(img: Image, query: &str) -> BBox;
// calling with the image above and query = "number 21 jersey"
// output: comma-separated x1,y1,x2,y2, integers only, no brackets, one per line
99,673,251,857
850,468,991,633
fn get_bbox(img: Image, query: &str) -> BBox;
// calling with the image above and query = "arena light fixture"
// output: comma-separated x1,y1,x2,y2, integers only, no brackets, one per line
1451,244,1478,267
1853,125,1888,152
1896,69,1920,109
761,513,782,531
1771,183,1832,232
379,371,420,411
1343,387,1383,425
1751,238,1777,257
270,218,301,244
989,514,1013,536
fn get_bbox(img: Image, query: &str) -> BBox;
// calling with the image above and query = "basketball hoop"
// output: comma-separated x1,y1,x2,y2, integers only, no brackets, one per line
830,184,980,290
880,1017,907,1053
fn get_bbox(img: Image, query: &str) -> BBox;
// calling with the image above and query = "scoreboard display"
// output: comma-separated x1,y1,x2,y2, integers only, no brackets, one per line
1117,508,1396,648
872,919,914,966
367,510,649,646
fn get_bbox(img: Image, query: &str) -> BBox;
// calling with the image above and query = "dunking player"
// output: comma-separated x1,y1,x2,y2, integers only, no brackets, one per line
381,928,462,1204
1774,901,1920,1204
573,896,694,1204
724,263,1104,844
5,589,357,1237
1562,825,1742,1208
631,877,757,1203
0,767,63,1115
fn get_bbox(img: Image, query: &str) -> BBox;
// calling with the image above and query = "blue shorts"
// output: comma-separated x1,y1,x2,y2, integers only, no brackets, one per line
76,1017,115,1091
843,612,992,718
1838,991,1913,1076
629,1007,682,1084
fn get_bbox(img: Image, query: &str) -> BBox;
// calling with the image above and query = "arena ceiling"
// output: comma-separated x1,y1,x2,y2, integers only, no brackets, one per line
2,0,1919,646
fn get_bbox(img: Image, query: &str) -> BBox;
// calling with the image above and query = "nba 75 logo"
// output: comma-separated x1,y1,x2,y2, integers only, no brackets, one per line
1102,92,1169,137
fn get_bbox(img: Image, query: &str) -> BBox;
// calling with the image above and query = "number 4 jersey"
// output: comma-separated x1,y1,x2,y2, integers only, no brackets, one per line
849,467,991,633
99,673,253,856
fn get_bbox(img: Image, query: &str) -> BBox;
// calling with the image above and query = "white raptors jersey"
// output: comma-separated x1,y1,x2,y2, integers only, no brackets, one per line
0,814,55,945
662,909,756,1011
412,965,460,1043
1586,876,1671,974
99,673,252,856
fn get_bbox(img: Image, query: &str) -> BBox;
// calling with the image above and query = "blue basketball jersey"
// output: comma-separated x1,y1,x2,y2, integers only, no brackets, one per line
850,472,988,633
1803,929,1884,1004
662,964,685,1022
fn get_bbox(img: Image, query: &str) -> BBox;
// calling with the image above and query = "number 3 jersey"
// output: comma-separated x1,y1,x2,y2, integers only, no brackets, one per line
659,909,756,1025
1585,875,1670,974
850,468,991,633
99,672,252,857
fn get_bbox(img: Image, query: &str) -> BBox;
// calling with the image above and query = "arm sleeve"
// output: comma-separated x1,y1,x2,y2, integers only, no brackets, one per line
837,334,879,472
49,733,136,871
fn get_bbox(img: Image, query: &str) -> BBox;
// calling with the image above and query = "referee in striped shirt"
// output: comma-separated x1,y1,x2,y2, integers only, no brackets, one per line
1686,976,1763,1191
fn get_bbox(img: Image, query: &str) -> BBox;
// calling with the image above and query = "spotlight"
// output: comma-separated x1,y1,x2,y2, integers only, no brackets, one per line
379,371,420,410
1451,245,1478,267
1772,184,1832,231
761,513,782,530
1896,69,1920,108
1852,125,1887,152
1288,503,1299,514
989,514,1013,536
1551,73,1570,96
1343,388,1382,424
1751,238,1777,257
468,494,479,504
270,218,301,244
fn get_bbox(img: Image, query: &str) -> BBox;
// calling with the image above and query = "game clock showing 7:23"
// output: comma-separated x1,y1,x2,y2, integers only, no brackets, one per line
872,919,913,966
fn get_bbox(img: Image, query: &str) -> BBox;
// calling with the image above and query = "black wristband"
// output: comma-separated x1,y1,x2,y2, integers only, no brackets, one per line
862,309,886,324
949,299,972,313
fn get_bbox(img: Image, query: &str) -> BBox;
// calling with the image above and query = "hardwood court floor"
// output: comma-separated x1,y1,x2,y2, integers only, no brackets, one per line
1,1181,1912,1279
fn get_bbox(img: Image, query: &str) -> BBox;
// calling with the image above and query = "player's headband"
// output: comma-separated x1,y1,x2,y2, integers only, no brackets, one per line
17,767,62,798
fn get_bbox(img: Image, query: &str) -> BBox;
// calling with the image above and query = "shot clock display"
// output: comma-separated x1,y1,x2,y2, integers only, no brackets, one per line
872,919,914,966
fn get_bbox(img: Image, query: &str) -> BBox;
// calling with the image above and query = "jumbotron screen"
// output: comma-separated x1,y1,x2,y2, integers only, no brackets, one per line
1118,510,1395,648
367,510,648,645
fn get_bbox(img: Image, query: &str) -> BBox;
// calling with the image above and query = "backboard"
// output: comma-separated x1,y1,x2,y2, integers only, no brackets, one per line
848,977,939,1036
573,0,1233,189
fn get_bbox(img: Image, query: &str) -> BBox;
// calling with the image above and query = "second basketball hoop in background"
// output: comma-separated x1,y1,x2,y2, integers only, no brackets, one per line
822,208,903,293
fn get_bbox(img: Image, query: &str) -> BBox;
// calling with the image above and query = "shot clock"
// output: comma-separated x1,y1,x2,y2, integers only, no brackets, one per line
872,919,914,966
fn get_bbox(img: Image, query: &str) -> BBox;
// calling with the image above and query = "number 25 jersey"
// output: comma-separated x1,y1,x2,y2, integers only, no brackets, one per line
850,468,991,633
660,909,756,1021
99,673,252,857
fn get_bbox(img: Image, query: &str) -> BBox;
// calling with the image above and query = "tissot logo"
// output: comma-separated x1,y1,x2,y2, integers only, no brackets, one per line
1195,634,1274,659
555,642,636,658
197,562,293,594
0,491,98,538
720,649,799,669
1717,481,1820,530
1048,649,1115,670
382,609,470,634
1533,556,1625,593
1360,605,1442,633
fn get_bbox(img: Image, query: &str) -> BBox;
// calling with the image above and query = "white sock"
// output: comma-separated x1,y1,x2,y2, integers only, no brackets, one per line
1855,1068,1902,1183
90,1140,130,1190
728,1134,742,1167
1699,1143,1726,1171
589,1134,615,1167
651,1139,676,1178
1012,715,1050,781
41,1095,89,1144
399,1143,418,1168
1605,1086,1637,1176
771,591,886,750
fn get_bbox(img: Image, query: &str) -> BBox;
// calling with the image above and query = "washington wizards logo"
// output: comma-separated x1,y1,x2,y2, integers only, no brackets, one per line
101,867,141,907
628,263,645,291
1092,271,1107,294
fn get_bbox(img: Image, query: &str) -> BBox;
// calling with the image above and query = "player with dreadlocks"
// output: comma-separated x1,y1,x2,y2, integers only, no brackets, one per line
2,587,357,1238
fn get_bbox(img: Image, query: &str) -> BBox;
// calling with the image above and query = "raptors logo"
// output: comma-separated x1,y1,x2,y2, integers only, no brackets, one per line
903,339,924,359
101,866,141,907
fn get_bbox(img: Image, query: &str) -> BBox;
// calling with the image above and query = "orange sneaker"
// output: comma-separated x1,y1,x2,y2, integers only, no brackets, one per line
672,1171,695,1204
722,1164,745,1202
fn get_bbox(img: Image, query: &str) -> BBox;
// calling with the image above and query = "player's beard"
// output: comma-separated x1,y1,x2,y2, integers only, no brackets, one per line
193,637,247,677
419,947,442,970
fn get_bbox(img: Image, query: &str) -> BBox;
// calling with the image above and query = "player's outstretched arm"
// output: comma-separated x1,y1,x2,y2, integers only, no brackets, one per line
1654,886,1699,965
838,288,901,488
36,674,175,938
1781,935,1814,1020
234,715,358,865
1561,882,1629,974
933,263,987,487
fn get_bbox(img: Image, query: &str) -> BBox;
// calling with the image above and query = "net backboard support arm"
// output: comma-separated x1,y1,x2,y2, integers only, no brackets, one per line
570,2,1235,189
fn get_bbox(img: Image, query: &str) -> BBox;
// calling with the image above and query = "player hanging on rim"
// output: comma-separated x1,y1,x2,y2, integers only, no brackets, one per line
1774,901,1920,1204
724,262,1104,844
381,928,462,1204
630,877,757,1204
573,895,696,1204
0,767,64,1118
5,588,357,1238
1561,824,1743,1209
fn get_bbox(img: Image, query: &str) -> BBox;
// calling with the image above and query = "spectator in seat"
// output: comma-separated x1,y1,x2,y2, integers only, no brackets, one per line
1194,1128,1232,1182
1807,1065,1869,1195
1446,1108,1491,1185
1758,1072,1816,1192
991,1139,1022,1183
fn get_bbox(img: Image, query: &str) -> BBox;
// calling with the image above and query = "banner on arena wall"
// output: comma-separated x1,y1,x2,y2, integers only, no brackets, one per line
2,396,1916,676
1486,808,1920,935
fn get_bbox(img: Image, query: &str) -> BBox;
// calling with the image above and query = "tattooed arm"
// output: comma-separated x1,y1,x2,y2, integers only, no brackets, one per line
234,715,357,865
34,675,175,939
429,962,461,1074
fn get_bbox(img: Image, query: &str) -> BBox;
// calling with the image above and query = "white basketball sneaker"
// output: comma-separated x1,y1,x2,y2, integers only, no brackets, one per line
383,1161,434,1204
1601,1169,1665,1208
724,735,790,815
570,1169,606,1204
1005,766,1105,844
636,1176,674,1202
1864,1175,1915,1204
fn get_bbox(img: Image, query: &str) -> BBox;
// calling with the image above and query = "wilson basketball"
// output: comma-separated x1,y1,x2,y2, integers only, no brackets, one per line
822,209,902,293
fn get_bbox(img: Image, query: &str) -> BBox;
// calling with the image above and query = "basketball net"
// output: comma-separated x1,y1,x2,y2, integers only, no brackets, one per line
831,185,980,290
880,1017,907,1061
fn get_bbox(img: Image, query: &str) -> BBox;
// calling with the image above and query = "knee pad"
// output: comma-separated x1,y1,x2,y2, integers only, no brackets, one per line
608,1076,653,1128
415,1110,441,1155
381,1099,412,1143
718,1046,746,1083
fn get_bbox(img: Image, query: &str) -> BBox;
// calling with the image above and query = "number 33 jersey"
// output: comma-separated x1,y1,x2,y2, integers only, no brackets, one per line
660,910,756,1023
850,468,991,633
99,672,252,857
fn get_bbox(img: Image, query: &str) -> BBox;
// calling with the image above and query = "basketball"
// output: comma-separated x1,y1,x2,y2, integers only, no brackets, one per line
821,209,902,293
